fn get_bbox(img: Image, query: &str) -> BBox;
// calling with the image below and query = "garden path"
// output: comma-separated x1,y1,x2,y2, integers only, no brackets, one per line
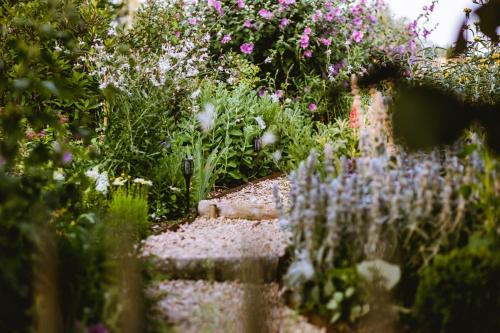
143,178,325,333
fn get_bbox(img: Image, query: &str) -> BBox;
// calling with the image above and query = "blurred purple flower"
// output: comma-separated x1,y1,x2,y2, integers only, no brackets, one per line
280,18,289,28
244,20,252,28
188,17,197,25
237,0,245,9
258,8,274,20
221,34,232,44
62,151,73,164
299,34,309,48
208,0,223,15
258,89,266,97
319,38,331,46
304,50,313,58
240,43,254,54
353,17,363,27
303,27,312,35
86,323,109,333
351,30,364,43
368,15,377,24
308,103,317,112
423,28,431,39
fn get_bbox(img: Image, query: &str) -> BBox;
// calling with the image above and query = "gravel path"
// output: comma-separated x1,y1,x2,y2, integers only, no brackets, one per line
210,176,290,205
142,217,287,260
153,280,325,333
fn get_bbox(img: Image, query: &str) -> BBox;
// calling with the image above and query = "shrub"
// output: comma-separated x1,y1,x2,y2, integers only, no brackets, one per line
414,246,500,333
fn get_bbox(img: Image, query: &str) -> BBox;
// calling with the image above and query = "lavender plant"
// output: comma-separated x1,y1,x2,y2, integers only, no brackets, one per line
279,88,491,324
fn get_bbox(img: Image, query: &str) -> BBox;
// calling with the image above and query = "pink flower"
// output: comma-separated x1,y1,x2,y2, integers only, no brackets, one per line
244,20,252,28
353,17,363,27
319,37,331,46
308,103,317,112
299,34,309,48
175,31,181,38
26,129,36,141
312,10,323,22
208,0,223,15
240,43,254,54
304,50,313,58
351,30,364,43
221,34,232,44
280,18,289,28
237,0,245,9
258,89,266,97
303,27,312,35
258,8,274,20
188,17,197,25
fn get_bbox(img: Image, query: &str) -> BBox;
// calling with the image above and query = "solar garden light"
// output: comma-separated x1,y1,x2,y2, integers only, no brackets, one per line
182,156,194,213
253,137,262,152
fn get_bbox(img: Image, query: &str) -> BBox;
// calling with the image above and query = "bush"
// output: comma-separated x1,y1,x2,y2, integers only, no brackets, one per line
414,246,500,333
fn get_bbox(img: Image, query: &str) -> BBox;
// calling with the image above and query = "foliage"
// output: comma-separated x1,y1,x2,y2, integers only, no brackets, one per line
414,245,500,333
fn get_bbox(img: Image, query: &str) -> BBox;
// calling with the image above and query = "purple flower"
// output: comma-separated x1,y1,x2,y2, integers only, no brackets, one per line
86,323,109,333
304,50,313,58
353,17,363,27
62,151,73,164
258,8,274,20
303,27,312,35
308,103,317,112
237,0,245,9
312,10,323,22
208,0,223,15
368,15,377,24
240,43,254,54
258,89,266,97
299,34,309,48
188,17,197,25
351,30,364,43
423,28,431,39
280,18,289,28
244,20,252,28
319,38,331,46
221,34,232,44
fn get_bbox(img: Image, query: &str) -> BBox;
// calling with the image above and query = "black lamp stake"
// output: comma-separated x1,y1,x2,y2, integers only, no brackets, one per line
253,138,262,152
182,156,194,214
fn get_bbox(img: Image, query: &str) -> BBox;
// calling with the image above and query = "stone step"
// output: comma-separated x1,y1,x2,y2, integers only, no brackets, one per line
142,217,289,282
151,280,326,333
198,177,289,220
198,199,280,220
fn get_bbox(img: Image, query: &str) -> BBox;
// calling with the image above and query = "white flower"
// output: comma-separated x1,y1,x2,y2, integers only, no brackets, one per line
261,131,276,147
133,178,153,186
270,93,280,103
197,103,216,132
286,250,315,287
264,56,272,63
113,177,127,186
95,172,109,194
356,259,401,290
85,166,100,180
254,116,266,130
191,89,201,99
272,150,282,162
53,170,65,182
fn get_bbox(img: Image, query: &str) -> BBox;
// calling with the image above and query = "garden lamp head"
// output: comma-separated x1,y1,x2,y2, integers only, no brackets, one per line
253,138,262,152
182,156,194,179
